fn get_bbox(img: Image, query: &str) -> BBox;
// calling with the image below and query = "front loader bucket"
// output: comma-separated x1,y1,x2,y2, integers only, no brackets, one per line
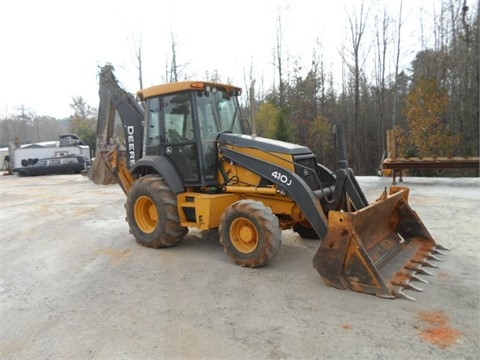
313,187,446,301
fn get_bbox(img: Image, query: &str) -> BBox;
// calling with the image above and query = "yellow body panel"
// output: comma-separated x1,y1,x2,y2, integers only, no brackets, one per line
178,192,240,230
221,144,296,182
138,81,242,100
175,143,307,231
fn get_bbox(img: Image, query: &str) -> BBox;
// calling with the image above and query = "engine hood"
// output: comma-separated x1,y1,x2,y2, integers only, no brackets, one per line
218,133,312,156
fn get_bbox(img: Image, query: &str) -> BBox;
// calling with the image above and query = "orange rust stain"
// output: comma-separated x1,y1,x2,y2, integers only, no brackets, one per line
391,271,413,284
342,323,352,330
417,310,462,349
97,248,133,264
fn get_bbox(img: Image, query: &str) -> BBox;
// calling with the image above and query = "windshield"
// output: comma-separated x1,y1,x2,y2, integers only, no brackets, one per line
196,88,243,139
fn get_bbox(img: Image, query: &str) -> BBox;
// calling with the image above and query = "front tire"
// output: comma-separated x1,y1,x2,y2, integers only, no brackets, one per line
293,221,319,239
126,175,187,248
219,200,281,268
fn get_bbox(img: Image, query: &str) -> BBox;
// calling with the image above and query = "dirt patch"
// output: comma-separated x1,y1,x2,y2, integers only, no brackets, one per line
417,311,462,349
96,248,134,265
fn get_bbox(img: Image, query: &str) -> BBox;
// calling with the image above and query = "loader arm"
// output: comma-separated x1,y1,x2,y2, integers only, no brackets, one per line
327,124,369,212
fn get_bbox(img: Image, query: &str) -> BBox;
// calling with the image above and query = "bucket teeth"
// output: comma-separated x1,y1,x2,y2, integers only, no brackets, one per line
435,244,450,251
409,273,429,284
412,259,439,268
394,288,417,302
427,254,443,262
404,281,423,292
406,264,434,276
431,248,446,256
417,267,434,276
393,280,423,292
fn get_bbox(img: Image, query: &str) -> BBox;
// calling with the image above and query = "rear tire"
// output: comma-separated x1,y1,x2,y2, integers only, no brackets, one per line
126,175,187,248
219,200,281,268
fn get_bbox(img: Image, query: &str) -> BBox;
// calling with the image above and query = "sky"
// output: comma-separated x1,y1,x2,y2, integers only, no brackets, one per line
0,0,439,119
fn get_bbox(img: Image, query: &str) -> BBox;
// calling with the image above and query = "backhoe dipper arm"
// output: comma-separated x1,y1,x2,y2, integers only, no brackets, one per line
89,65,145,187
219,146,330,239
96,65,145,166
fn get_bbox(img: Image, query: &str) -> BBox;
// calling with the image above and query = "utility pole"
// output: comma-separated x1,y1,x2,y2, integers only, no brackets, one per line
20,105,27,143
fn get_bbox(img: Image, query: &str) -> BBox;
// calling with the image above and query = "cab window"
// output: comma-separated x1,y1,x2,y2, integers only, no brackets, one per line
163,92,195,142
147,97,161,146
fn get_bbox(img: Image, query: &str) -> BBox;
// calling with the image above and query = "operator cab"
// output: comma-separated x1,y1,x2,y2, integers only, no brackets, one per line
139,82,245,186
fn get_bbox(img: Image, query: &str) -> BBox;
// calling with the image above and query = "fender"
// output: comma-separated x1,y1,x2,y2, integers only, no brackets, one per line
130,155,185,194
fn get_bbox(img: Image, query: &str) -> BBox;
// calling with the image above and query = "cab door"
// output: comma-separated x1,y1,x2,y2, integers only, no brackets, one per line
145,92,199,183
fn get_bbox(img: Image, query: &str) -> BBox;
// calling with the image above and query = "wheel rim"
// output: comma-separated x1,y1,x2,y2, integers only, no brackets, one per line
230,217,259,254
135,195,158,233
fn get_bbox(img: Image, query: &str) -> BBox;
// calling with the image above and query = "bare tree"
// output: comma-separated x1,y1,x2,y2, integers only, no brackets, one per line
168,30,189,82
458,0,472,134
275,12,285,108
374,6,390,161
170,29,179,82
344,0,370,170
134,37,144,90
392,0,403,131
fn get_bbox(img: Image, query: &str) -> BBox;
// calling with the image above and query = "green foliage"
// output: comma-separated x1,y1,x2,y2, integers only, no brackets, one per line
256,102,279,138
255,103,294,142
275,108,292,142
398,78,460,157
69,96,97,150
74,122,96,150
306,116,334,166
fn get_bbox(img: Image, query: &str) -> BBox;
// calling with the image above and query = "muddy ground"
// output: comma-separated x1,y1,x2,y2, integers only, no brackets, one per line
0,174,479,359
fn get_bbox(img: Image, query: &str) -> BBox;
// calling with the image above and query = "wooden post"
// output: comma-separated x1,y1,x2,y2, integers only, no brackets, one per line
386,129,396,158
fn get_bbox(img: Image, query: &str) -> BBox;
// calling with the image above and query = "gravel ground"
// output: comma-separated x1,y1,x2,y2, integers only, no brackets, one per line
0,174,479,360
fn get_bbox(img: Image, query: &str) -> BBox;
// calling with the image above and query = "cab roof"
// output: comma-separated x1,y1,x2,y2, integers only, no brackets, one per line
137,81,242,100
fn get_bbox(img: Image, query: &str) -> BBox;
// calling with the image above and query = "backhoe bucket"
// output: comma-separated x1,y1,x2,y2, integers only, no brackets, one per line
313,186,446,301
87,151,118,185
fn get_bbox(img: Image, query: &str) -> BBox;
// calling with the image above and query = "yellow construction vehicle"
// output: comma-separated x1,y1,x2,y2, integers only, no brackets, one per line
90,65,445,301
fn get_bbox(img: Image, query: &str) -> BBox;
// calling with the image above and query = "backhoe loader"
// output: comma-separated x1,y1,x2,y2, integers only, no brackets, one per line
89,65,445,301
